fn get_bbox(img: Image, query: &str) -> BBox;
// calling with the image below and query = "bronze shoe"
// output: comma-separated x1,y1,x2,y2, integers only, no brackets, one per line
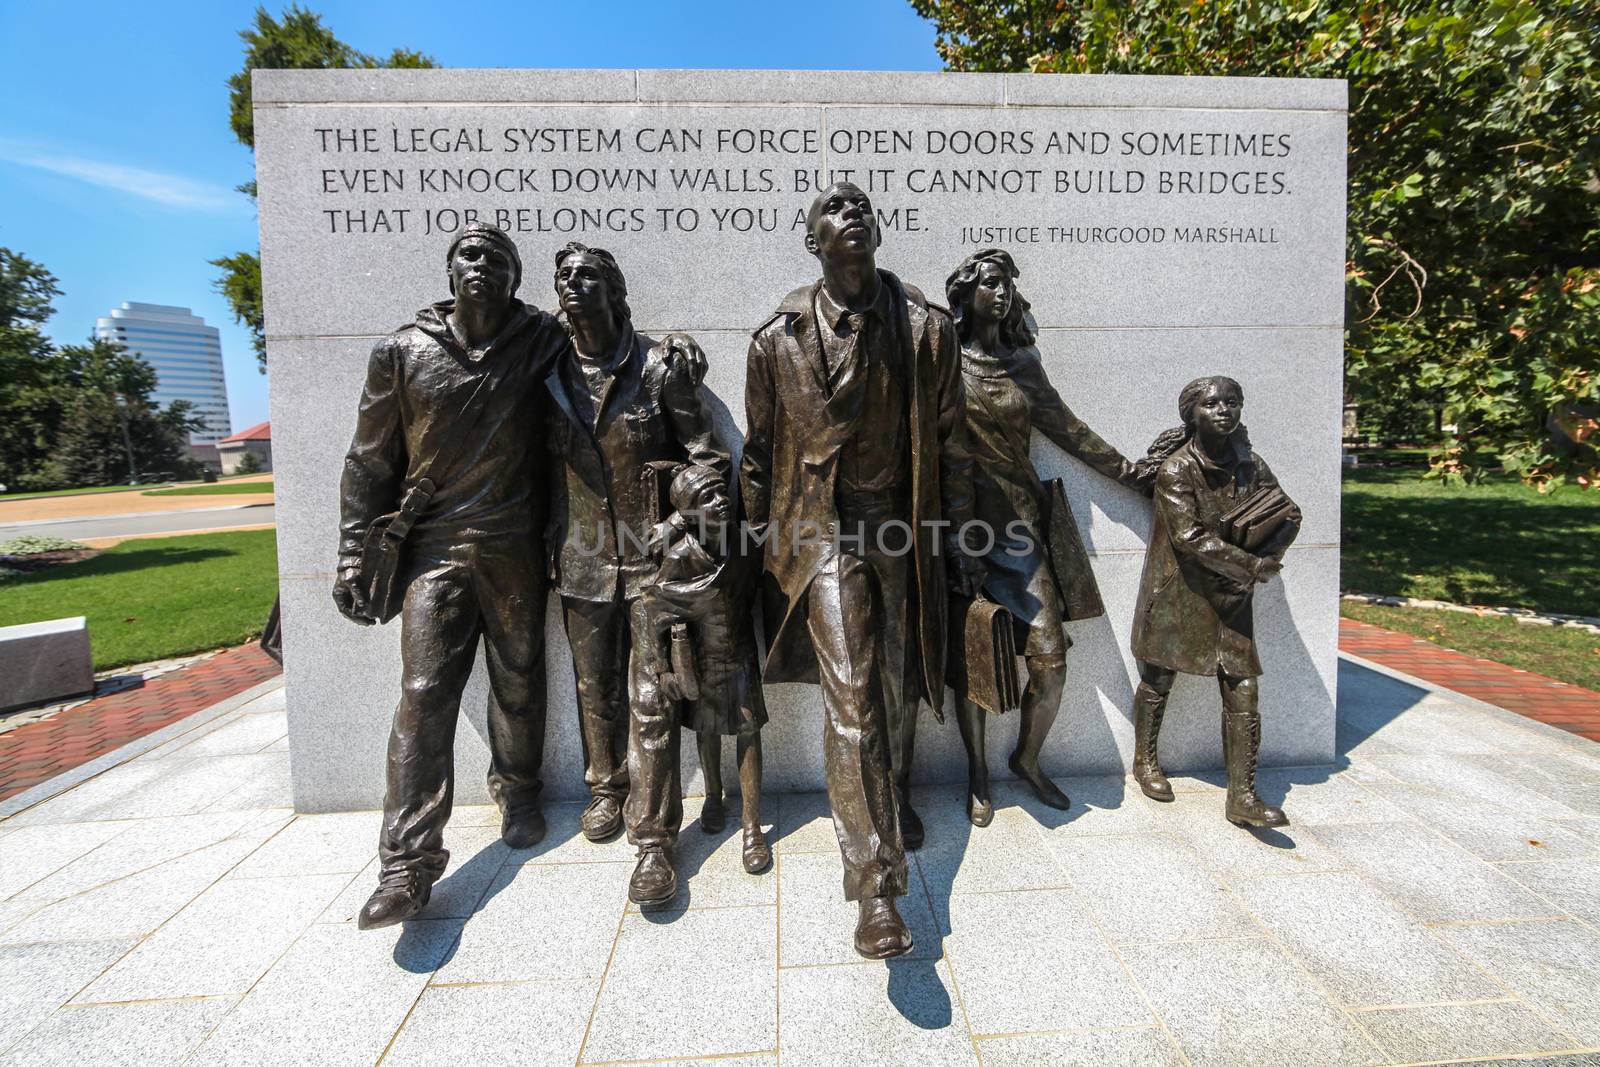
501,807,546,849
967,791,994,827
1008,753,1071,810
700,793,727,834
628,847,678,906
357,868,432,930
854,895,914,959
741,825,772,874
580,795,622,842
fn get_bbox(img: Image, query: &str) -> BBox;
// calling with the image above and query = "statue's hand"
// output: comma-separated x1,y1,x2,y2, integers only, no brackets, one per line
659,671,687,704
332,566,374,625
661,332,708,386
1253,558,1283,584
1129,456,1162,498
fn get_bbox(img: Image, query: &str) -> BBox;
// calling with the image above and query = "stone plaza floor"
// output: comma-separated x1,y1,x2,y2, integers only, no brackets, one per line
1,656,1598,1066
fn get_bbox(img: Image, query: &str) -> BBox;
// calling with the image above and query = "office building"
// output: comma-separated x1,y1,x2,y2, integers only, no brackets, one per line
94,302,232,446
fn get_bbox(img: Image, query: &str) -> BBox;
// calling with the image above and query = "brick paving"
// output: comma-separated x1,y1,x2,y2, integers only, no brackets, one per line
1340,616,1600,741
0,643,281,802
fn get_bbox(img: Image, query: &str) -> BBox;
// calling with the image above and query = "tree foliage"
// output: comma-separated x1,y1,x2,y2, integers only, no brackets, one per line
910,0,1600,488
0,249,202,490
216,6,436,370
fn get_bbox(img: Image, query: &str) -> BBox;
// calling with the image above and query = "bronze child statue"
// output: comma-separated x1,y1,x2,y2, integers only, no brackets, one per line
944,248,1148,826
640,464,771,874
1130,375,1300,828
333,223,566,929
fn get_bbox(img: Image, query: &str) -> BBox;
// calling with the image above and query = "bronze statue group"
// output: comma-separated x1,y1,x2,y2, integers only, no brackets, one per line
334,182,1300,959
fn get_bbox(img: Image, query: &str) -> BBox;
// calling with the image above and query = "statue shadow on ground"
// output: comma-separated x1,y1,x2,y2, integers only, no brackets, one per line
390,836,523,971
886,955,954,1029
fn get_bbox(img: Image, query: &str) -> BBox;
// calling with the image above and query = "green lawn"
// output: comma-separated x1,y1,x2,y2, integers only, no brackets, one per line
143,481,274,497
1342,601,1600,693
0,529,278,670
0,483,153,501
1341,467,1600,618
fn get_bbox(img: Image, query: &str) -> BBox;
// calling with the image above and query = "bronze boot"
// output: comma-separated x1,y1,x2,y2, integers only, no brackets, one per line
1222,705,1287,828
1132,683,1174,802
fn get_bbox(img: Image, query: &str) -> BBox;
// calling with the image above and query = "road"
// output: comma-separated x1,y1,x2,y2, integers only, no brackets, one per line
0,505,276,544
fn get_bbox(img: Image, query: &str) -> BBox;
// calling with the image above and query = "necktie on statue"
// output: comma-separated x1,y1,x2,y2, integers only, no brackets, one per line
825,311,869,421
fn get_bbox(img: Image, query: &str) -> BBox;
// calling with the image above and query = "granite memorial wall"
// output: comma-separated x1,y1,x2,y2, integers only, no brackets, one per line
254,69,1347,812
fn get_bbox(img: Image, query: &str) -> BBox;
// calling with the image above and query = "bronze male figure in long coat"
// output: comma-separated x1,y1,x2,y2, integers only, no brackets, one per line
741,182,976,958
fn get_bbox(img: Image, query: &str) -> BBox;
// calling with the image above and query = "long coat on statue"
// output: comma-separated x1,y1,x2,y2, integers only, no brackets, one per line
739,270,974,708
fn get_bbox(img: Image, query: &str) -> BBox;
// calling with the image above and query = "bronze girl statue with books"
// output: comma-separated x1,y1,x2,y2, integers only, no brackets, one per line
1130,375,1300,828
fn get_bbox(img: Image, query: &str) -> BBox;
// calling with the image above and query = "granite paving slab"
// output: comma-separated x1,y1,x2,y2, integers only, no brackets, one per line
1350,1001,1579,1064
943,888,1152,1035
1050,832,1258,946
776,960,978,1067
1438,920,1600,1045
582,905,778,1062
1313,822,1560,924
435,861,631,984
1232,870,1502,1007
75,872,351,1002
1496,857,1600,926
0,996,237,1067
1128,937,1385,1067
0,939,136,1055
185,918,464,1067
974,1028,1185,1067
1359,780,1599,861
382,981,597,1067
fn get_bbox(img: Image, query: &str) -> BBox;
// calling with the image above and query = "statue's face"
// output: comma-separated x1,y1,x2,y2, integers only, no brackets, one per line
805,183,878,262
690,480,732,527
971,260,1013,324
554,252,615,321
449,237,516,304
1193,380,1244,441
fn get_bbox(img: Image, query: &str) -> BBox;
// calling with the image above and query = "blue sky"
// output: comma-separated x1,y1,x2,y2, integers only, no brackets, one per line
0,0,941,431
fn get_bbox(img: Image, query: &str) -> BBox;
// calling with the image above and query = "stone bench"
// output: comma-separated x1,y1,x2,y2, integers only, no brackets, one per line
0,617,94,712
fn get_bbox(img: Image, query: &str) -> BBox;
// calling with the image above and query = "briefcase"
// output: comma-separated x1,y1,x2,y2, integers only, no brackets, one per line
947,595,1022,715
355,479,435,625
1044,477,1105,622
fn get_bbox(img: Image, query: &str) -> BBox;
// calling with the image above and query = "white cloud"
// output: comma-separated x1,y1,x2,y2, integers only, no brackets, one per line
0,141,241,212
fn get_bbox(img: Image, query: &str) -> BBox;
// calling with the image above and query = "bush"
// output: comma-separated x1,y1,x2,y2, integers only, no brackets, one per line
0,535,90,556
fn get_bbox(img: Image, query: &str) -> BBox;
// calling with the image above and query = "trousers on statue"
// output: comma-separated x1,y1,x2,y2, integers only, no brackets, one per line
806,547,912,902
379,539,548,879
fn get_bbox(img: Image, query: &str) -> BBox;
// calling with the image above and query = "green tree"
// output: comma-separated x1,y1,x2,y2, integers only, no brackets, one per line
214,6,436,370
44,341,205,487
911,0,1600,488
0,248,63,488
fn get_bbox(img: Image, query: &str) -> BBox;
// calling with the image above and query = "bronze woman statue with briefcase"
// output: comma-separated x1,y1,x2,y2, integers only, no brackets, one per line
943,249,1152,827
